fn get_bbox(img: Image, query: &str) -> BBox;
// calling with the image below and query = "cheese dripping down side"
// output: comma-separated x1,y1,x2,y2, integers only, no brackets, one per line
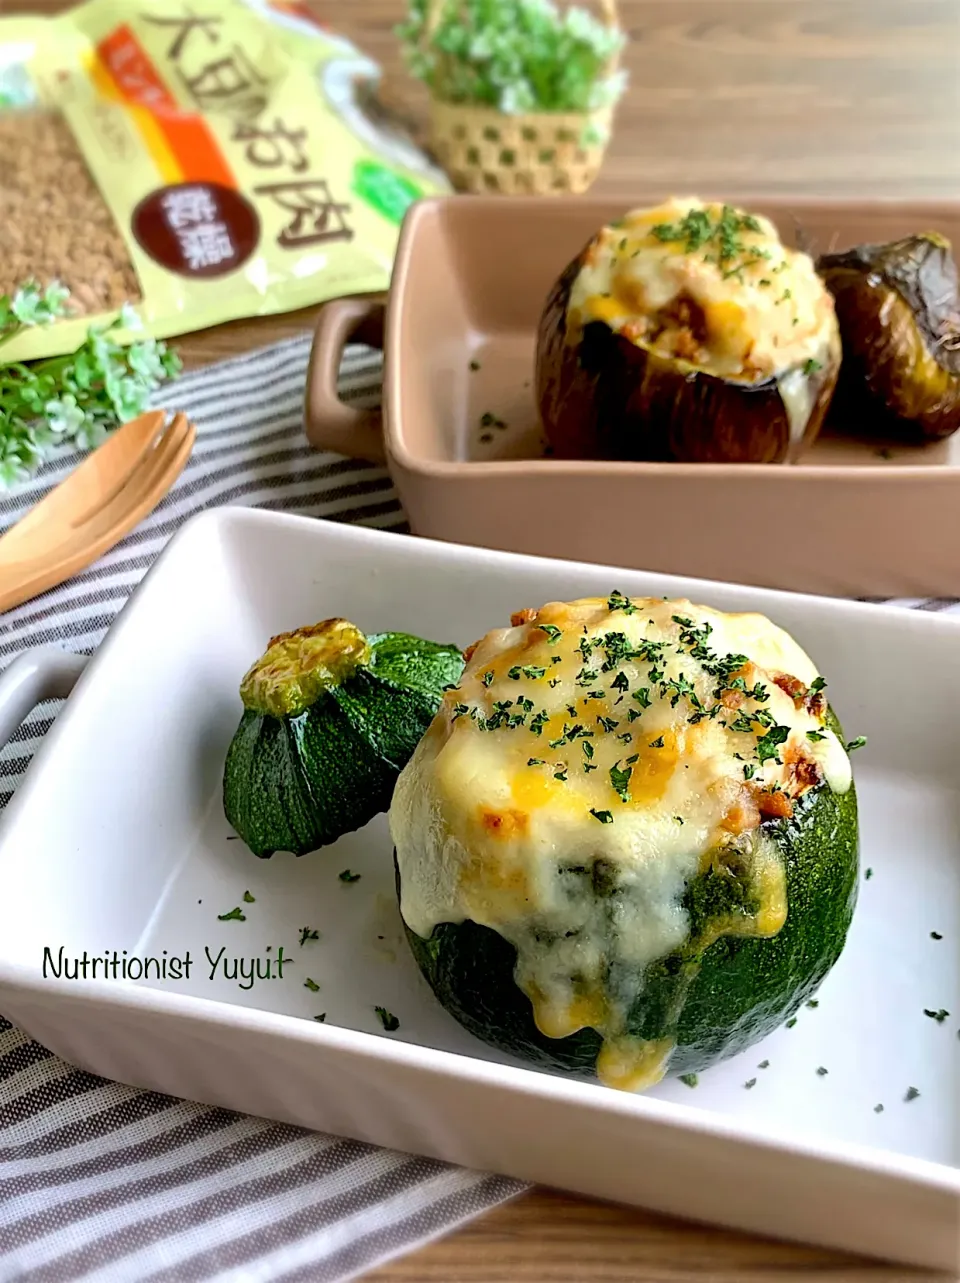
390,596,852,1093
565,197,839,443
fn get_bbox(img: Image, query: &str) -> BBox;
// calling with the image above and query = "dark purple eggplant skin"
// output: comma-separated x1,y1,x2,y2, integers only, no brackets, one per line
535,247,841,465
818,234,960,443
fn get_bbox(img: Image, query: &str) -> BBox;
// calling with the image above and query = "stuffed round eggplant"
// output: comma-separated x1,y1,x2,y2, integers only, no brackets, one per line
536,197,842,464
390,596,859,1091
224,619,464,858
817,233,960,441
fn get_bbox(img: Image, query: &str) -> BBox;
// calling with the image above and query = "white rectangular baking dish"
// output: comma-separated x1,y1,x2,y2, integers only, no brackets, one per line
0,508,956,1273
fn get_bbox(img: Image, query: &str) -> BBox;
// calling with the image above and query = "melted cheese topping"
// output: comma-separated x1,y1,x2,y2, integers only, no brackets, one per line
567,197,838,401
390,596,852,1092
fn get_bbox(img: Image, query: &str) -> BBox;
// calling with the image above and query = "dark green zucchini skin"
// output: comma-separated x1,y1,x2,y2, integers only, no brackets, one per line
401,733,858,1080
536,251,841,465
818,235,960,442
224,632,463,859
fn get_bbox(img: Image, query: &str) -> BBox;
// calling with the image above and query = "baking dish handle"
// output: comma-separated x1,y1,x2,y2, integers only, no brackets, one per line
304,293,388,465
0,648,88,752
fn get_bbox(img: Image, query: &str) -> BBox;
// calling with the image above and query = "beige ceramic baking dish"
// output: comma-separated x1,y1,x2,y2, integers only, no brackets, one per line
305,195,960,597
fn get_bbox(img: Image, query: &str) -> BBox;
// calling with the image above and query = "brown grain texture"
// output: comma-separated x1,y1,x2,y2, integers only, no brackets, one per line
11,2,960,1278
0,110,141,313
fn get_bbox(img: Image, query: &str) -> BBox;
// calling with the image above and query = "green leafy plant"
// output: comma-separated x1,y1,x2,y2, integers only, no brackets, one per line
397,0,627,116
0,281,181,489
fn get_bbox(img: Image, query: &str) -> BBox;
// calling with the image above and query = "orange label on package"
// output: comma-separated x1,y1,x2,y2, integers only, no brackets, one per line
93,24,237,188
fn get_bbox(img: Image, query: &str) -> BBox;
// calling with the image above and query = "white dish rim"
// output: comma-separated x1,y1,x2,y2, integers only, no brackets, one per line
0,505,957,1198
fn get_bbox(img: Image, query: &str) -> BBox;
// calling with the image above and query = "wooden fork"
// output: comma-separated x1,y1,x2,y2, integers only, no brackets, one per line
0,410,196,614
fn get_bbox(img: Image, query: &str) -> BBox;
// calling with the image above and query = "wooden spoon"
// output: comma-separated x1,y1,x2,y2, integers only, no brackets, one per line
0,410,196,613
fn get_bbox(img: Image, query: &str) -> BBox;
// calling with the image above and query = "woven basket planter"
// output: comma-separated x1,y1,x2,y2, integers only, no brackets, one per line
428,100,614,195
421,0,623,197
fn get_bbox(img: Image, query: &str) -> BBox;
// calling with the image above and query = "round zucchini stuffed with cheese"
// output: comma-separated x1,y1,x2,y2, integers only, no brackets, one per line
391,595,859,1091
536,197,842,464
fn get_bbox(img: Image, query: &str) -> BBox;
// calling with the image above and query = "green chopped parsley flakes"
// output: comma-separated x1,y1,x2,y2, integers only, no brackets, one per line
590,808,614,825
609,762,632,801
218,907,246,922
339,869,361,883
607,590,638,615
304,978,320,992
756,724,790,765
904,1086,920,1102
375,1006,400,1032
650,206,764,277
679,1073,698,1088
242,890,255,903
299,928,320,946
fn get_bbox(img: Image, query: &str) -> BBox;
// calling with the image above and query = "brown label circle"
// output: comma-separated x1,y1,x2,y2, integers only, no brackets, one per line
131,183,260,279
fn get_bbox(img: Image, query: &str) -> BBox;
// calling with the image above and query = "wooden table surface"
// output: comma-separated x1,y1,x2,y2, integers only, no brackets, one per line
18,0,960,1279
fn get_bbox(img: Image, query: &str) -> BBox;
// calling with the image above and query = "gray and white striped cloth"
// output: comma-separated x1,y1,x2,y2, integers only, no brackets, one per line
0,335,526,1283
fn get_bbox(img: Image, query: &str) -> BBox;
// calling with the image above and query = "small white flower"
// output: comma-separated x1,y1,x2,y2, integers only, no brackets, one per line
500,81,535,114
564,8,598,41
43,281,71,313
127,341,166,384
11,283,43,325
44,395,85,437
75,419,109,453
468,32,493,59
589,69,628,109
119,302,144,332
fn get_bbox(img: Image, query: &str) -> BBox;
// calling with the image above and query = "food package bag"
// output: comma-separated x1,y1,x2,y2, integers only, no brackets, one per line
0,0,450,362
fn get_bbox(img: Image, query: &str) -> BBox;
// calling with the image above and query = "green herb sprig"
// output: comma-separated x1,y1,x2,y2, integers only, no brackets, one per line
375,1006,400,1032
0,283,181,489
397,0,627,128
